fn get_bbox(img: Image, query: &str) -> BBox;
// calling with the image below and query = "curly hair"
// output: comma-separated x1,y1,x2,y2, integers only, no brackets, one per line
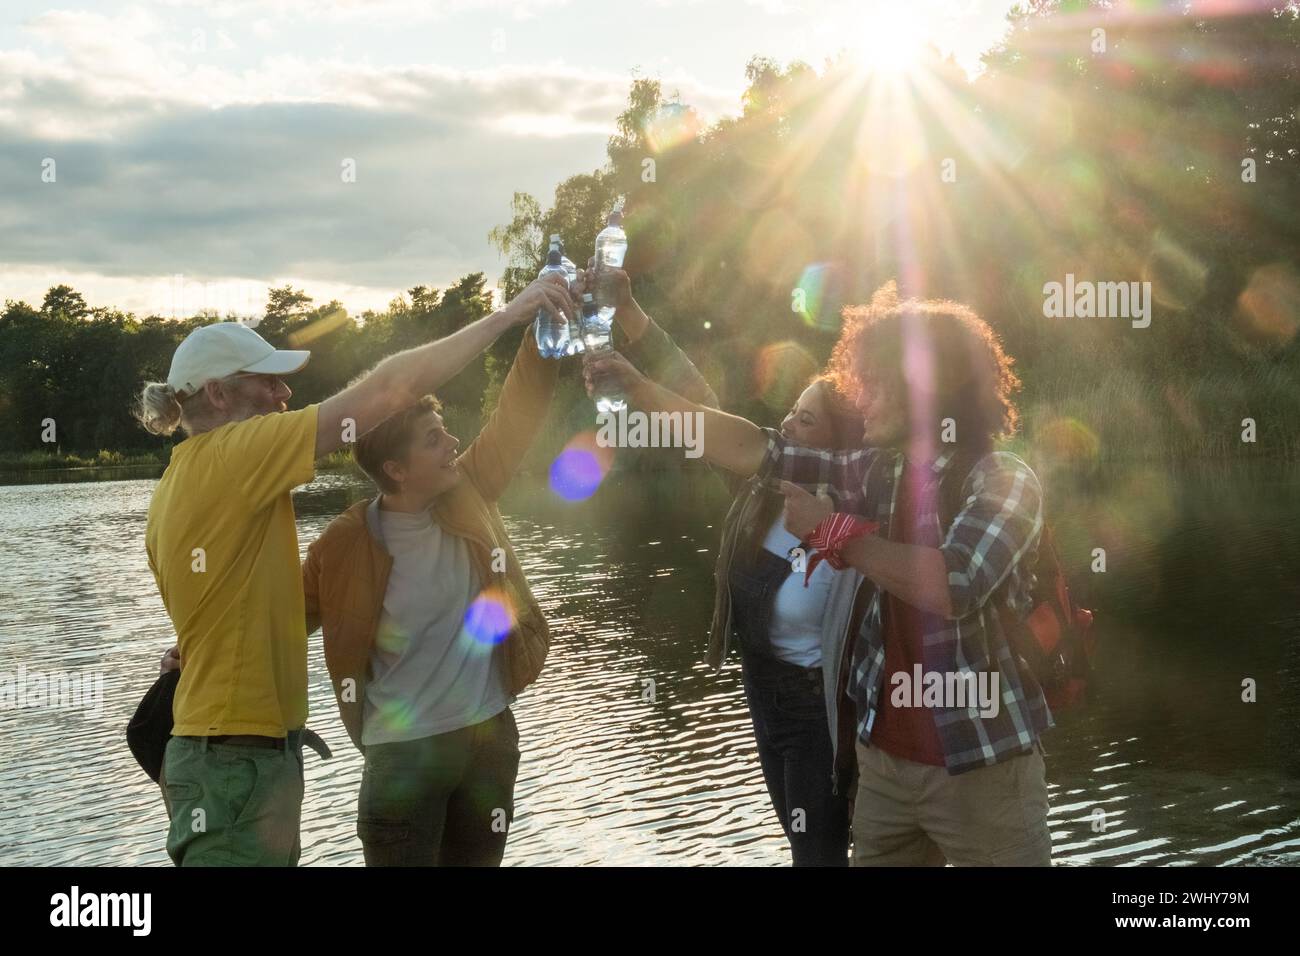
826,281,1021,449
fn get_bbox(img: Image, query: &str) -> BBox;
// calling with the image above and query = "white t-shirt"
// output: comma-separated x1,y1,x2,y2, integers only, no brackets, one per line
760,517,833,668
362,508,511,746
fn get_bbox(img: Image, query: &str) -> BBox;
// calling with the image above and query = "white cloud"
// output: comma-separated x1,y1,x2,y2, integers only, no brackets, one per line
0,263,403,318
152,0,574,23
0,6,739,313
2,8,738,139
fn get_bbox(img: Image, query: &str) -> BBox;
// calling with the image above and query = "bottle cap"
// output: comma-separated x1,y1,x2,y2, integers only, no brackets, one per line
546,235,563,265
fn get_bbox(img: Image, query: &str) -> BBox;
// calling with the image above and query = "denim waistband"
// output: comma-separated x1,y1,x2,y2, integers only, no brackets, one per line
742,646,823,682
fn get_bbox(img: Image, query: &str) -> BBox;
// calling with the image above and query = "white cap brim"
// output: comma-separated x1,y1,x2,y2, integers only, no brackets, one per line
240,349,311,376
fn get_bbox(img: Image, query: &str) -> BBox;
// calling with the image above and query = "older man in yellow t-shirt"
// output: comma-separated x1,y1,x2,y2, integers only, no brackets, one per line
140,274,575,866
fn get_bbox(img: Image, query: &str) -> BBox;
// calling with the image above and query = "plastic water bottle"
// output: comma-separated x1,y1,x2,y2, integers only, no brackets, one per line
533,235,569,359
583,293,626,414
560,254,584,356
590,197,627,346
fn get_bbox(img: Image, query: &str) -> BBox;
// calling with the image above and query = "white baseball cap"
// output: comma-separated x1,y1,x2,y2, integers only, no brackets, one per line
167,322,310,397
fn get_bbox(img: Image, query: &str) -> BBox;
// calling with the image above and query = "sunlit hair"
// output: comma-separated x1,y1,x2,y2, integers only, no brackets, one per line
827,280,1021,449
137,383,184,436
353,394,444,494
136,381,231,437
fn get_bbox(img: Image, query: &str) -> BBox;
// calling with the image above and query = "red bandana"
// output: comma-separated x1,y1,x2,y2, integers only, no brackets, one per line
801,513,880,585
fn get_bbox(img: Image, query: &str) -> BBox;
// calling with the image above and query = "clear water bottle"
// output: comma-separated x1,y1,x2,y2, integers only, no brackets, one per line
579,288,607,350
533,234,569,359
590,196,627,344
560,254,584,356
583,292,626,414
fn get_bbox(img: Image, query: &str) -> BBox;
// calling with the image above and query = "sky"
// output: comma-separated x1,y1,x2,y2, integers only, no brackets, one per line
0,0,1020,318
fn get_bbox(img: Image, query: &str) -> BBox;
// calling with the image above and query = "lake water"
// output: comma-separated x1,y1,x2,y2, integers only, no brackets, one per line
1,461,1298,866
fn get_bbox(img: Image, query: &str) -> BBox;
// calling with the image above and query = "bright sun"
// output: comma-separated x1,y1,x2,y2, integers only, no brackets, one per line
847,7,931,76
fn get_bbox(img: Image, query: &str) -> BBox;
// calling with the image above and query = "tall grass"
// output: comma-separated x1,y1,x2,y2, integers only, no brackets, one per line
1011,356,1300,463
0,448,169,471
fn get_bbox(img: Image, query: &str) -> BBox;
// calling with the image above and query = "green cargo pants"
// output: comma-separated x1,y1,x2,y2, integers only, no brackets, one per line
163,734,305,867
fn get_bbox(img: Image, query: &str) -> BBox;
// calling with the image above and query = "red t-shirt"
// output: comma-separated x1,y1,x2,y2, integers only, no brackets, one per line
868,462,946,766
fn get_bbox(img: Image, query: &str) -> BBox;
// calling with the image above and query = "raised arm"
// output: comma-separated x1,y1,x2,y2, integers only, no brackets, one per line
588,263,720,410
584,350,768,476
618,313,719,409
314,276,575,459
457,329,560,503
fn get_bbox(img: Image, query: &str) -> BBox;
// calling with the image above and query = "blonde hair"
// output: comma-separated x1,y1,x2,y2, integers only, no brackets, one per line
136,381,230,437
137,382,185,436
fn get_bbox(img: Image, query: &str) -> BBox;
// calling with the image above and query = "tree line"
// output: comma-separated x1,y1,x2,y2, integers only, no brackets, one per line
3,1,1298,467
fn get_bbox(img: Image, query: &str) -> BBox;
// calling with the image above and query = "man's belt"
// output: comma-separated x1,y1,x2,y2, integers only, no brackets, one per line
185,728,333,759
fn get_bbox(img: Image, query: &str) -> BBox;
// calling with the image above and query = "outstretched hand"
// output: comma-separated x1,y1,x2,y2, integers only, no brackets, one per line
502,273,577,328
779,481,833,540
583,257,632,312
582,349,647,401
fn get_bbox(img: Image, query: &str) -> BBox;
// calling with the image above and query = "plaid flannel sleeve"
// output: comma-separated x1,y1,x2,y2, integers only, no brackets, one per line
940,451,1044,619
754,427,875,514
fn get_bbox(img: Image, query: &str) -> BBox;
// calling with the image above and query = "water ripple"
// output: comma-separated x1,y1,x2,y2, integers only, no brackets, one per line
1,472,1296,866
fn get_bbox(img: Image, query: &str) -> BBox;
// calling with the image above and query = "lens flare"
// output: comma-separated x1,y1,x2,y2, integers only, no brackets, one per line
793,263,844,331
644,103,701,153
1233,263,1300,351
742,208,814,286
754,341,818,412
463,589,515,646
1038,417,1101,464
372,698,415,734
550,449,601,501
1143,230,1208,312
549,429,614,502
286,307,349,347
859,101,929,178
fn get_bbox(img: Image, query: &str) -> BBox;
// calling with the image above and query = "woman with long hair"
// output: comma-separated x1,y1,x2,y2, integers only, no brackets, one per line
593,266,868,865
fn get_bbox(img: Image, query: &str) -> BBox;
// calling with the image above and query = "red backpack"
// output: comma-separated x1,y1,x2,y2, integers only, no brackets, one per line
941,453,1097,713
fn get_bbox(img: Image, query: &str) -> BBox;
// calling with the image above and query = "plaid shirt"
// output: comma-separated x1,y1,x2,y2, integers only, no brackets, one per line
756,430,1053,774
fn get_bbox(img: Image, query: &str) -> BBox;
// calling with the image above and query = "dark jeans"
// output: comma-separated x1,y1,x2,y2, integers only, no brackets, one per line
741,650,850,866
356,708,520,866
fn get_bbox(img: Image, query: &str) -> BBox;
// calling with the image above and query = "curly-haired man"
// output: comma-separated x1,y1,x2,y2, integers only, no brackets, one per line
586,288,1052,866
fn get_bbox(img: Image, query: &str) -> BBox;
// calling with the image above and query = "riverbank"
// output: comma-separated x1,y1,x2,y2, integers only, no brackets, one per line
8,361,1300,482
3,435,1297,484
0,447,361,474
0,449,169,471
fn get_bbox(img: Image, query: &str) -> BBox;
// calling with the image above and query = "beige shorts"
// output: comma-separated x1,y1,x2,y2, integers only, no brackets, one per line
851,740,1051,866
